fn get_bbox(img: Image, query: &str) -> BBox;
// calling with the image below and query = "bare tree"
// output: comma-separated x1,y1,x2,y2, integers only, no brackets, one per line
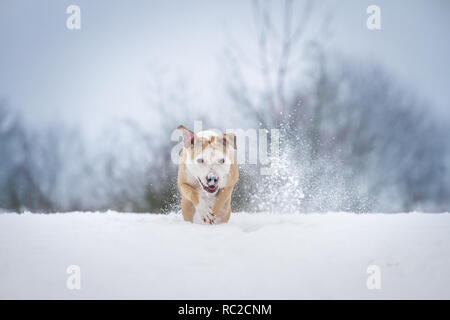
223,1,449,212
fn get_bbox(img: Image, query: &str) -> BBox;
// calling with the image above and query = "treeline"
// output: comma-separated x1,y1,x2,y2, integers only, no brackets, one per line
1,48,448,213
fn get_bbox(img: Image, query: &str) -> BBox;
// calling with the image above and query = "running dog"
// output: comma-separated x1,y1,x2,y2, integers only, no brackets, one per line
177,125,239,224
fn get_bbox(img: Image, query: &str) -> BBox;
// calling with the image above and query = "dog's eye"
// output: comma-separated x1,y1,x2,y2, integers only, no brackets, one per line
218,158,225,164
196,158,204,164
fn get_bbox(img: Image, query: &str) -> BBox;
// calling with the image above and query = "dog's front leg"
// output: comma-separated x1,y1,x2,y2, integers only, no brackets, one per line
196,195,215,224
212,186,233,217
179,183,215,224
178,182,199,205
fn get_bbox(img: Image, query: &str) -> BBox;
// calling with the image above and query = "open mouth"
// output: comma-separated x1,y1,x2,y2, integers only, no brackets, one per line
198,178,218,193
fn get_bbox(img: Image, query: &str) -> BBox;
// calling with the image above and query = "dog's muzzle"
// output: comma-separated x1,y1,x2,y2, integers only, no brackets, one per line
199,173,219,193
207,172,218,186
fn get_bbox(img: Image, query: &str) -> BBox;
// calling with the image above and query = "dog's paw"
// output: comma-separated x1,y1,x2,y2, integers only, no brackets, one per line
200,210,216,225
202,214,215,224
196,202,215,224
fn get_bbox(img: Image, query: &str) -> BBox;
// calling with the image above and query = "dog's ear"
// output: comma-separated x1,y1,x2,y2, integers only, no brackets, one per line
178,125,196,148
223,133,237,150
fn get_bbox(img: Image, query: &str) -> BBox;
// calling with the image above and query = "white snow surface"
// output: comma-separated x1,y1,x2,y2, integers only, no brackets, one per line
1,211,449,299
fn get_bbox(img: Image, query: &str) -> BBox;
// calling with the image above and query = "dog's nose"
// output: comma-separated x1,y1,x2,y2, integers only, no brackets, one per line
206,172,218,186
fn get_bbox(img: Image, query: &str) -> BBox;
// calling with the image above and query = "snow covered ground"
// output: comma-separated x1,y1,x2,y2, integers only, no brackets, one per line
0,211,449,299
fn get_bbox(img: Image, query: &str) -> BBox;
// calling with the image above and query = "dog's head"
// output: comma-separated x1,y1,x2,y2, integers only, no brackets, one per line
178,125,236,195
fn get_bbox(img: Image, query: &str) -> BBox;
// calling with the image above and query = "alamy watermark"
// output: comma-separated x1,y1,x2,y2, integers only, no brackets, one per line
366,264,381,290
64,5,381,31
171,121,280,176
66,265,81,290
66,5,81,30
366,5,381,30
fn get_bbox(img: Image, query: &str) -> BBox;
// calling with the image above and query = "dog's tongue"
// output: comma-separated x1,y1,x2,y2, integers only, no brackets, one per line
208,185,216,190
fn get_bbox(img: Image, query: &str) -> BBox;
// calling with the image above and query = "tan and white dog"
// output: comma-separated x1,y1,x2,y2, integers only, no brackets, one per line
177,125,239,224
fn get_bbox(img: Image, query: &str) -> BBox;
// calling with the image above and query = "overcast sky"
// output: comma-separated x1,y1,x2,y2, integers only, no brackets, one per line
0,0,449,136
